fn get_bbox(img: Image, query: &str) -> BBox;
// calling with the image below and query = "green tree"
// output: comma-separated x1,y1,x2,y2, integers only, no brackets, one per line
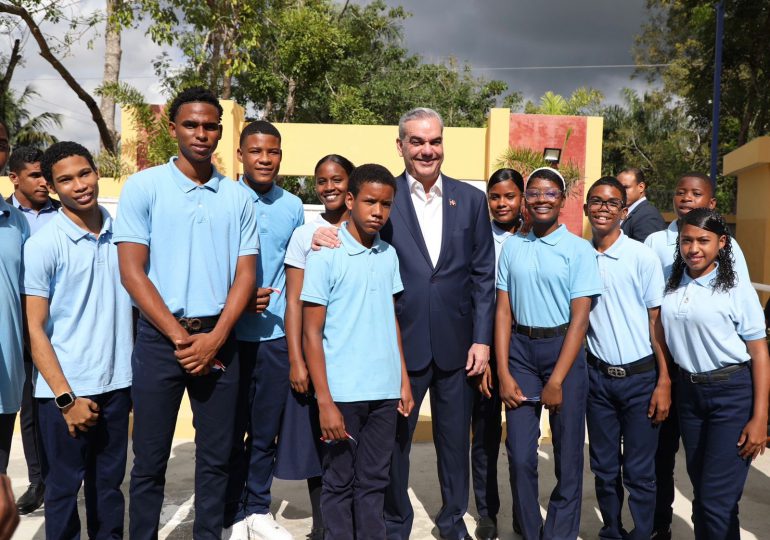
2,85,61,149
635,0,770,150
524,87,605,116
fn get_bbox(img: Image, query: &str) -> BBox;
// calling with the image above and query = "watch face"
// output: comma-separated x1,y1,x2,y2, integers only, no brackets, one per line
55,392,75,409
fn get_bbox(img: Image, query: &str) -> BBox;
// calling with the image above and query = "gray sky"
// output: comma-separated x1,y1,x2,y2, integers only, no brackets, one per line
6,0,655,151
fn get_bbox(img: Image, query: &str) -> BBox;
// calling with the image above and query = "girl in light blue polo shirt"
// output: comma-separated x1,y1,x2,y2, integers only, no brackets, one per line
278,154,354,539
661,208,768,539
472,168,525,539
495,167,602,540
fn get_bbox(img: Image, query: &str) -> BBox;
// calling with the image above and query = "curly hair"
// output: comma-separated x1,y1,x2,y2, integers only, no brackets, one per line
40,141,96,184
665,207,736,293
168,87,223,122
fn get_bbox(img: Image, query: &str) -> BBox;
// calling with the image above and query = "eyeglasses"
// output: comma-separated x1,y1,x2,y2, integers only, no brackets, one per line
524,189,562,202
587,197,624,212
0,141,9,151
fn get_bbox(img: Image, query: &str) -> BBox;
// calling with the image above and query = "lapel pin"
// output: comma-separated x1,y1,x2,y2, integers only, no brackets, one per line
449,199,457,206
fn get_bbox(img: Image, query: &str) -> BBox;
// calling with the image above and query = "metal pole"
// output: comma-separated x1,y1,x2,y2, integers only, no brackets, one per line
710,0,725,186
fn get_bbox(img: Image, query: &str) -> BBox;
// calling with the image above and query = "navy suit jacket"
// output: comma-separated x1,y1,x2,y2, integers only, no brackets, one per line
620,199,666,242
380,173,495,372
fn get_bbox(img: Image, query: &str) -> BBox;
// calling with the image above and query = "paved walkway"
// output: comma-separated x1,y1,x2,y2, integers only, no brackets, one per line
8,436,770,539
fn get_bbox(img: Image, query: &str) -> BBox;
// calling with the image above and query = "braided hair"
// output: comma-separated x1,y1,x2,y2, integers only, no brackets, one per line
665,208,736,293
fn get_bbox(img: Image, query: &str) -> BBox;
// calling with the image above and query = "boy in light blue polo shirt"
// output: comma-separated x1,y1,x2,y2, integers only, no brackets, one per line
114,87,259,540
302,164,414,540
583,177,672,540
22,142,132,540
225,121,304,539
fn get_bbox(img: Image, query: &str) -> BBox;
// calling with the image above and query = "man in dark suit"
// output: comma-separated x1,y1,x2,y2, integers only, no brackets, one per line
617,167,666,242
6,146,60,515
312,108,495,540
382,108,495,540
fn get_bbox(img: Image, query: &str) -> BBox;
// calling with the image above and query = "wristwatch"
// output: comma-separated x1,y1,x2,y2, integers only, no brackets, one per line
55,391,77,409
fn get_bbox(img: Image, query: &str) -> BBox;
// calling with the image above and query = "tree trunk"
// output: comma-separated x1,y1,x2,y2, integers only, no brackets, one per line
283,78,296,122
0,39,21,123
100,0,122,152
0,2,115,151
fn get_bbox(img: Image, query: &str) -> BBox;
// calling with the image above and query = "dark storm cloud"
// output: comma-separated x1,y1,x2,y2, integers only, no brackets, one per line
354,0,652,104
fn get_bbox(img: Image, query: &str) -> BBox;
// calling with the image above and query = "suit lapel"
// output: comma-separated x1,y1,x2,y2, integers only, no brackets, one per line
432,177,455,274
394,174,433,268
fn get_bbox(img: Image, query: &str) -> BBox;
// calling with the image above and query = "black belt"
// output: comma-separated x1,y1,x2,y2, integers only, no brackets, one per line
680,362,749,384
587,352,655,378
514,322,570,340
140,314,220,333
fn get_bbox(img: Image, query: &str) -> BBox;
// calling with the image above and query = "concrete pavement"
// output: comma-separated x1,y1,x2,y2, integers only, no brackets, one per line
8,436,770,539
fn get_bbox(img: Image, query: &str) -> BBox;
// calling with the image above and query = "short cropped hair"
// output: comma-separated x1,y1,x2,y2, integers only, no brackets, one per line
618,167,645,185
587,176,627,207
678,171,714,197
348,164,397,197
0,119,8,137
9,146,44,174
40,141,96,184
168,87,223,122
239,120,282,146
398,108,444,140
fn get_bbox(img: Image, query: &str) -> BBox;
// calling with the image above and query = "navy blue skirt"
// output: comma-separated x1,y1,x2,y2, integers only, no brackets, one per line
274,388,323,480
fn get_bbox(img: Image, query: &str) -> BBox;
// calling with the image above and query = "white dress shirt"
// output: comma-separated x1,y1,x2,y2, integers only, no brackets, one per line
407,172,443,266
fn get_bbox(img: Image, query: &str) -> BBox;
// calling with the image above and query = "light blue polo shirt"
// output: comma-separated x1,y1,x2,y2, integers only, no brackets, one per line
301,223,403,402
22,207,133,398
285,215,332,270
235,181,304,342
492,223,514,271
497,224,602,327
661,266,765,373
644,220,750,282
11,195,59,236
586,232,665,365
113,158,259,317
0,198,29,414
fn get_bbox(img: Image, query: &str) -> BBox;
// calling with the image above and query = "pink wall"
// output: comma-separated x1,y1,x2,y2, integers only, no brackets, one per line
509,114,588,236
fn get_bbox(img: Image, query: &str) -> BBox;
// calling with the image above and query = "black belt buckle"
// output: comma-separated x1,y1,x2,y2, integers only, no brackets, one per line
606,366,627,378
179,317,202,332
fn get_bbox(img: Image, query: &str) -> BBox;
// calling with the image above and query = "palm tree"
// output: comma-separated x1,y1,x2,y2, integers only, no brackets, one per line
1,85,62,149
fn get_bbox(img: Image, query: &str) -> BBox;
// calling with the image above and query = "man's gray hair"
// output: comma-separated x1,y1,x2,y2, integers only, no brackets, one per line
397,108,444,140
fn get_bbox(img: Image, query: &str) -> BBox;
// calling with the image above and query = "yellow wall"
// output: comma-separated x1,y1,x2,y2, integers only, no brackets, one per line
724,136,770,301
581,116,605,238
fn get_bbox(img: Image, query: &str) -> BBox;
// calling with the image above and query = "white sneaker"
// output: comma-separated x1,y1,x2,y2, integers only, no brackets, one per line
245,512,294,540
222,519,249,540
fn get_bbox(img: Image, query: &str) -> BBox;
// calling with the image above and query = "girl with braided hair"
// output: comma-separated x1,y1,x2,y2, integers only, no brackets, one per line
661,207,769,539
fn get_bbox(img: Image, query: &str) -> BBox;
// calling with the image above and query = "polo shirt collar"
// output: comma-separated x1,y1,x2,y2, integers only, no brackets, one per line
168,157,222,193
492,222,514,244
238,177,278,203
11,194,56,214
526,223,567,246
57,206,112,242
665,220,679,245
682,264,718,288
596,230,627,260
0,196,10,217
339,222,386,255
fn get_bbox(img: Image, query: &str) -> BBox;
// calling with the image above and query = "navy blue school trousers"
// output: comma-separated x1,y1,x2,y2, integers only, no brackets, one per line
471,361,502,521
323,399,398,540
385,363,474,540
225,337,290,524
38,388,131,540
20,354,44,484
677,366,753,540
129,319,239,540
653,378,680,533
586,359,659,540
505,333,587,540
